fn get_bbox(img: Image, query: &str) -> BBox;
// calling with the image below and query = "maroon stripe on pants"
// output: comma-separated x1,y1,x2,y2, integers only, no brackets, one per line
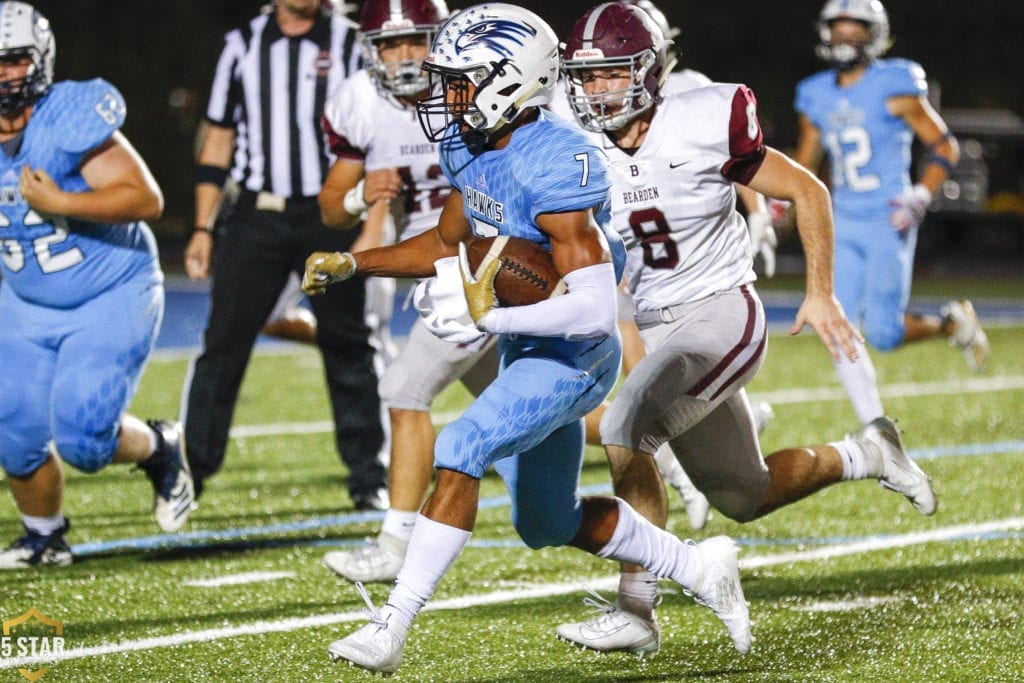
687,285,760,399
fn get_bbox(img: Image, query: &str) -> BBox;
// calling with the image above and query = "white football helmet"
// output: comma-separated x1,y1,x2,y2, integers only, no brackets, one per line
816,0,891,70
416,3,559,147
0,1,54,115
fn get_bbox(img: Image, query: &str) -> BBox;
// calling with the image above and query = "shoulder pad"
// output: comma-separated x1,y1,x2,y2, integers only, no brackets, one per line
878,59,928,98
45,79,125,153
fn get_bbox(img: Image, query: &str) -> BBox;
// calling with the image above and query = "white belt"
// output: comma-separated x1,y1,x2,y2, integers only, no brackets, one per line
254,191,287,212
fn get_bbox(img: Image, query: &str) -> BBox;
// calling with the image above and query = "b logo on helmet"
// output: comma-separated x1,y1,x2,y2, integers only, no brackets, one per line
454,20,534,58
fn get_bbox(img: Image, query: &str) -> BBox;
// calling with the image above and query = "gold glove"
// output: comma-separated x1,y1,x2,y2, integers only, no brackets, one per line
302,251,357,296
458,241,500,323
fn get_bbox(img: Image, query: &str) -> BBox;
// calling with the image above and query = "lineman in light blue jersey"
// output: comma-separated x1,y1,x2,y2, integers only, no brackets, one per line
795,0,989,427
0,2,194,570
304,4,750,674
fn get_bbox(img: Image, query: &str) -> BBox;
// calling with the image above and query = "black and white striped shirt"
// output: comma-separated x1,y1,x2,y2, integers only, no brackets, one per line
206,11,361,198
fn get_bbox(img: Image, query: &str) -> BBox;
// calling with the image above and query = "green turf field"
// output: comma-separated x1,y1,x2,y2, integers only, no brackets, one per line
1,324,1022,682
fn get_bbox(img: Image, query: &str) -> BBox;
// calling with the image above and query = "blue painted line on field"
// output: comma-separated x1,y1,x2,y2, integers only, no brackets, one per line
68,439,1021,558
912,440,1024,459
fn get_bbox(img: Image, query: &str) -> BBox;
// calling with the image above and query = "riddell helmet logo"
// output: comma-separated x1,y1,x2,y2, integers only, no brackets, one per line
382,18,415,30
571,48,605,59
1,608,65,681
454,20,534,58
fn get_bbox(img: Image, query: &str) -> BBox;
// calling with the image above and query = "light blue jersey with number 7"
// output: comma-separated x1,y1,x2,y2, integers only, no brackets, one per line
439,109,626,280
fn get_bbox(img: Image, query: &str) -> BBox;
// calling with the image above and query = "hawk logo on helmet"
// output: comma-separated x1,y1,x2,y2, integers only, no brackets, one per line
454,20,535,58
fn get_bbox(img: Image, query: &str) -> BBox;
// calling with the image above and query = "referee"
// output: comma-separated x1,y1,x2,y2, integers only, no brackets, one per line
182,0,387,510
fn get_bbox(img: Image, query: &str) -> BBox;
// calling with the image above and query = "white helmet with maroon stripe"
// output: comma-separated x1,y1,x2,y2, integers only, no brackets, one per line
360,0,449,97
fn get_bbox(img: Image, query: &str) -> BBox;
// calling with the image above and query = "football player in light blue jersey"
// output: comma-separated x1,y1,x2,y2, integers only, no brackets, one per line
795,0,990,427
0,2,194,570
304,4,750,674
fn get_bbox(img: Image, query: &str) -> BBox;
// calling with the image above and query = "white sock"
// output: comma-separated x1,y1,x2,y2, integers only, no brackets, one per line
833,339,884,425
652,444,688,490
618,571,658,622
380,509,419,543
596,498,700,590
23,513,65,536
833,438,883,480
383,514,471,637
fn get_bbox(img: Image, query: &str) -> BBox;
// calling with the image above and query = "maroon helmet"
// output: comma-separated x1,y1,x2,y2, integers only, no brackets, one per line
561,2,672,131
621,0,679,39
359,0,449,97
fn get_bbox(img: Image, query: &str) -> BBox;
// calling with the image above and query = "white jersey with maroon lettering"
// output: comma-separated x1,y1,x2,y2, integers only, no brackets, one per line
323,70,449,240
597,83,766,312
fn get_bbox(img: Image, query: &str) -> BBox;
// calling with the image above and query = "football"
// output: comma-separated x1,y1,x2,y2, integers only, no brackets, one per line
463,235,565,307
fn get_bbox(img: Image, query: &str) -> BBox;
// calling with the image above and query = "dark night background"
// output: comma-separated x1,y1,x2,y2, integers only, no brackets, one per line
24,1,1024,269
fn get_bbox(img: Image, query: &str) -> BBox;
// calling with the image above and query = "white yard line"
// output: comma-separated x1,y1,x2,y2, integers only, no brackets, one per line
226,375,1024,438
4,516,1022,669
183,571,296,588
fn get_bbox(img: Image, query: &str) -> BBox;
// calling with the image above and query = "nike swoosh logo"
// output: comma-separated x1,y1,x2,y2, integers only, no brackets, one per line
669,160,690,169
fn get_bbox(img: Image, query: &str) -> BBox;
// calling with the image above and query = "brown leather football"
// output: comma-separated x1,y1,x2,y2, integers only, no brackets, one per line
463,236,565,307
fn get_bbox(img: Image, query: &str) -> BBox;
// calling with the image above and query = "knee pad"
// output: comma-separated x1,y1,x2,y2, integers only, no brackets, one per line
864,322,904,352
434,419,488,479
599,384,643,449
0,443,49,478
512,504,580,549
53,429,117,474
378,357,434,411
710,493,760,524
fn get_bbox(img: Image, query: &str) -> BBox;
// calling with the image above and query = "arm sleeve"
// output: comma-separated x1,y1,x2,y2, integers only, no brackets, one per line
479,262,617,340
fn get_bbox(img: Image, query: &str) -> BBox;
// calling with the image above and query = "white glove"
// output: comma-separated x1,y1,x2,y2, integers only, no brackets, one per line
747,211,777,278
413,256,490,345
889,183,931,232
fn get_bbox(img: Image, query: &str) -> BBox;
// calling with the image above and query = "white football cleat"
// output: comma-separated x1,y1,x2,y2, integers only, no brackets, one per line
323,533,406,583
0,520,73,570
685,536,751,655
140,421,195,533
556,587,660,656
327,583,406,674
653,444,710,530
941,299,990,372
858,416,937,515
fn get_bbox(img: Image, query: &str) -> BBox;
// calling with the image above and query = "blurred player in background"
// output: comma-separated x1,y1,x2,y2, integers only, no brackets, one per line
554,2,936,656
0,1,193,569
305,4,751,673
794,0,990,428
317,0,504,582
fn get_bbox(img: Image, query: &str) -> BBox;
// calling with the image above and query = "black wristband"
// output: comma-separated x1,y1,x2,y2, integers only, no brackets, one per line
194,225,213,234
195,164,229,187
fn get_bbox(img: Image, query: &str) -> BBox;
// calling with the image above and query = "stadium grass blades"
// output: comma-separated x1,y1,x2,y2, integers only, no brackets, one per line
1,309,1021,680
